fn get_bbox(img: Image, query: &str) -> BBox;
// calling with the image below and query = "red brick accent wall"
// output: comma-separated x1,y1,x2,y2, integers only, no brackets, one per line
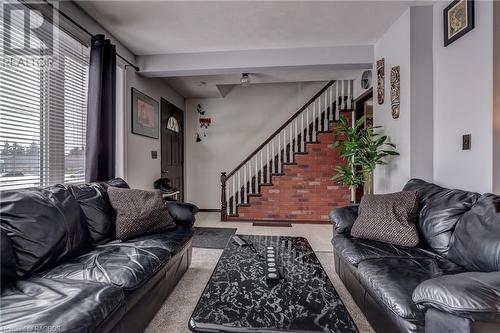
234,127,351,223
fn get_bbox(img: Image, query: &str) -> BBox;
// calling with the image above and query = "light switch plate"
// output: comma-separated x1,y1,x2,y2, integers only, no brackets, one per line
151,151,158,159
462,134,471,150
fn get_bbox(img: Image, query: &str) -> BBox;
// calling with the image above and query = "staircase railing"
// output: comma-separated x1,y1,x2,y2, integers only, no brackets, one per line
220,79,354,221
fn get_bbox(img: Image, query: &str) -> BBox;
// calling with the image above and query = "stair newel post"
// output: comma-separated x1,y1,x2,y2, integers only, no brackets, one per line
220,172,228,221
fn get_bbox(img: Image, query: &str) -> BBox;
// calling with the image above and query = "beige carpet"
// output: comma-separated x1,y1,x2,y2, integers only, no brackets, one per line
145,248,375,333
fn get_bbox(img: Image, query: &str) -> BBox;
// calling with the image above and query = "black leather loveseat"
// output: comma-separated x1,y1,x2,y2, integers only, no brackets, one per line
330,179,500,333
0,178,198,333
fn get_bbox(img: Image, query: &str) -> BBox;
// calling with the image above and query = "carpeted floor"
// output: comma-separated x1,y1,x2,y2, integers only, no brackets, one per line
145,248,375,333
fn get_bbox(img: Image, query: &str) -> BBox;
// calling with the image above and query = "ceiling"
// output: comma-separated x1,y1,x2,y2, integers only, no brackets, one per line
75,0,431,97
76,1,426,55
164,68,366,98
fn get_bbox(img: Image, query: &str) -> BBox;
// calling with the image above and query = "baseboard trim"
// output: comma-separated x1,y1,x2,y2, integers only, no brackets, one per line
198,208,221,212
226,218,330,225
253,222,292,227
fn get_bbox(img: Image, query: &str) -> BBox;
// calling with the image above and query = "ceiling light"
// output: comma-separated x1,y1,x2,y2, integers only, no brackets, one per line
241,73,250,87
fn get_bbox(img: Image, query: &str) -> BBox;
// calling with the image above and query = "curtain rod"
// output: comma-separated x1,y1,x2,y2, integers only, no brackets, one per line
43,1,140,71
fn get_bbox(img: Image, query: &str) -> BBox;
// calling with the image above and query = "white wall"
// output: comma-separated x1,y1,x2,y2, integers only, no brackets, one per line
433,1,494,193
185,82,327,209
373,6,434,194
410,6,434,182
124,72,185,189
373,9,412,193
494,1,500,194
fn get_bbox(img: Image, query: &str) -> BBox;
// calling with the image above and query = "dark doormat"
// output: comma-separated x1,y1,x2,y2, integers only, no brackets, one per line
193,227,237,249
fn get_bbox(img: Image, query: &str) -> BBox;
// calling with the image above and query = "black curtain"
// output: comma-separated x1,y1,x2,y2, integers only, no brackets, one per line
85,34,116,182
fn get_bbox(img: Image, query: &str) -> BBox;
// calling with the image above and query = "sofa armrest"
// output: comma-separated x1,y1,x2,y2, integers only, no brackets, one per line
329,205,359,234
165,202,199,227
412,271,500,322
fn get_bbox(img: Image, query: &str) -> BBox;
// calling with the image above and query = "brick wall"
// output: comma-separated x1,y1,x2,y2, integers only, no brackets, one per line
234,126,351,223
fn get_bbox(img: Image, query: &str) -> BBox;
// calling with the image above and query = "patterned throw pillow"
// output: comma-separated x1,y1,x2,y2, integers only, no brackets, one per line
107,187,175,240
351,191,420,247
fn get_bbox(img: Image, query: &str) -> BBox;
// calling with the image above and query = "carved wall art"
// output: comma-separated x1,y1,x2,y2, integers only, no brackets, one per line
376,58,385,104
390,66,400,119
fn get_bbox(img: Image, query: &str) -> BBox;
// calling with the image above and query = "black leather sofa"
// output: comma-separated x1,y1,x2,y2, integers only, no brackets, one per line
0,178,198,333
330,179,500,333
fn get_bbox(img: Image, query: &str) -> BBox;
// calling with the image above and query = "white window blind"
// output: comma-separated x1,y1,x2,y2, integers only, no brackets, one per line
0,3,89,190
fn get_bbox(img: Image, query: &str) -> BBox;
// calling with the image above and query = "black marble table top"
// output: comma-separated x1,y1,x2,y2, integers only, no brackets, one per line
189,235,358,333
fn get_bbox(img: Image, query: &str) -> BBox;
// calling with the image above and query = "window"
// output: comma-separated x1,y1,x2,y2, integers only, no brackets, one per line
167,116,179,133
0,3,89,190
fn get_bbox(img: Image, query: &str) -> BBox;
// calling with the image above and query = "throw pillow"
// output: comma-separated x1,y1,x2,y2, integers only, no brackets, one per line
107,187,175,240
447,193,500,272
351,191,420,247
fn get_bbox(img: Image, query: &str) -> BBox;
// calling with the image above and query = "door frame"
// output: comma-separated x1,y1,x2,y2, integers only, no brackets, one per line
353,88,373,202
160,97,185,201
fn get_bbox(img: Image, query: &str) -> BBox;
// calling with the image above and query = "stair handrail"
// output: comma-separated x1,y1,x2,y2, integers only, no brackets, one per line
225,80,336,179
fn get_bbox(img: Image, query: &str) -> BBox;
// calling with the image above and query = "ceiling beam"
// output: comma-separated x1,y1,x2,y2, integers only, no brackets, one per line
137,45,373,77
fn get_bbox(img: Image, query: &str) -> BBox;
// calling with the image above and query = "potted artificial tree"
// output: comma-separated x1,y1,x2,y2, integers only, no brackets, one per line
330,116,399,204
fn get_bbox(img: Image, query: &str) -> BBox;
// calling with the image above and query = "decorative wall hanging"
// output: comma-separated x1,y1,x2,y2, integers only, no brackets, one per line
444,0,474,47
361,70,372,89
196,103,211,142
390,66,401,119
131,88,159,139
376,58,385,105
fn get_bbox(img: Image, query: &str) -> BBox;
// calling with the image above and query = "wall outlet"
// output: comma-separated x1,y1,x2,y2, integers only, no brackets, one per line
462,134,471,150
151,151,158,159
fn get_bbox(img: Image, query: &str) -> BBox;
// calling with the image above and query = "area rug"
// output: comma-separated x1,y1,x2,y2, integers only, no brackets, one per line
145,249,374,333
192,227,237,249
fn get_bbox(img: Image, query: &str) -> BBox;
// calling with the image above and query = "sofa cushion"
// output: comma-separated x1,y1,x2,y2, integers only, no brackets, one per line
357,257,465,321
40,241,171,291
0,278,123,333
0,185,91,278
39,227,193,290
448,194,500,272
333,234,440,266
403,179,480,256
69,184,116,244
1,229,16,288
128,225,194,255
351,191,420,247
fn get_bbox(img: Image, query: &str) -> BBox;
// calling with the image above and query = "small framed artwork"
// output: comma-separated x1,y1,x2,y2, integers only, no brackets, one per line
376,58,385,105
131,88,159,139
443,0,474,47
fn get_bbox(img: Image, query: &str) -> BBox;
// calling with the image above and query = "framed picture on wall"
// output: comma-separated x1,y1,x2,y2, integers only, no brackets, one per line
443,0,474,47
131,88,159,139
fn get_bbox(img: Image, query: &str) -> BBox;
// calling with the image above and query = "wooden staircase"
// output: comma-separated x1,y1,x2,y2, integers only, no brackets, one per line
220,80,354,223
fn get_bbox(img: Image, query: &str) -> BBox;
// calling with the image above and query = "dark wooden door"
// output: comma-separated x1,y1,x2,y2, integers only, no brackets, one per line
161,98,184,201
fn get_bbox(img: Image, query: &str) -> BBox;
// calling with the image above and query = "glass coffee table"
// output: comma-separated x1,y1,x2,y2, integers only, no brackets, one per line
189,235,358,333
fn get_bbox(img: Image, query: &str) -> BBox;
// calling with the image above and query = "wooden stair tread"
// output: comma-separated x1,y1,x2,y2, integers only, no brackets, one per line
271,172,286,176
248,193,262,197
